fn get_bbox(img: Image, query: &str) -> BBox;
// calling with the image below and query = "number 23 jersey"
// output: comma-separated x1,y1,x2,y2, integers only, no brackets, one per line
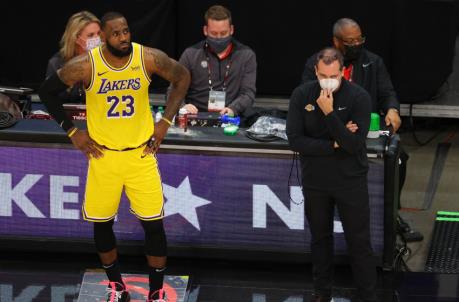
85,42,153,150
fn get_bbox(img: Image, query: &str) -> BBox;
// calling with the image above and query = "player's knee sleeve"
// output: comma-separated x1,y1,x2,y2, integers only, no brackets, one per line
140,219,167,256
93,219,116,253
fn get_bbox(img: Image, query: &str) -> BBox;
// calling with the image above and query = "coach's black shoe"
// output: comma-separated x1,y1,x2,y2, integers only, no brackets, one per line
106,282,130,302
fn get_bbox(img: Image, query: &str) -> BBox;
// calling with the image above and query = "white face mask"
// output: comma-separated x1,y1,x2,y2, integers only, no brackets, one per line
85,37,101,51
319,78,340,92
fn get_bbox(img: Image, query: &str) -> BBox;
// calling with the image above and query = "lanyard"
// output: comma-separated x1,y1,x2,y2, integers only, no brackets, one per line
343,64,354,82
205,43,233,92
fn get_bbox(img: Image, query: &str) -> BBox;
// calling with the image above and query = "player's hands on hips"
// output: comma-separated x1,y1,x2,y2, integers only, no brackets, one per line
70,129,104,159
316,89,334,115
143,120,170,156
182,104,198,114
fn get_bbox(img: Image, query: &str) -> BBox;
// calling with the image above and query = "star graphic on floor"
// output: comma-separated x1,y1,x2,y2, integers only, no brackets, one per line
163,177,212,230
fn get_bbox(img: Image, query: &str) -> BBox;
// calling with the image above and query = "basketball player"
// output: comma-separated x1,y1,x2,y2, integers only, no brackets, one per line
39,12,190,302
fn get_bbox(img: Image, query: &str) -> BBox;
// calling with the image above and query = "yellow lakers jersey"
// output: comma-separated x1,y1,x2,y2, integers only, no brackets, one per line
86,42,153,150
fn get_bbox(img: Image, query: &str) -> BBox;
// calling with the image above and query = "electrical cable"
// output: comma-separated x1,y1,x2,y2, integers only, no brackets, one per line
288,152,304,205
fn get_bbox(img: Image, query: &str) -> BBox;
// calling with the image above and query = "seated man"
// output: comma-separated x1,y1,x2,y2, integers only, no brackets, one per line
178,5,256,117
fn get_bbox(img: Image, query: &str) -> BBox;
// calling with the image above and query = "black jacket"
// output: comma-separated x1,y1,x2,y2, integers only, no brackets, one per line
286,80,371,190
302,49,399,114
178,39,256,115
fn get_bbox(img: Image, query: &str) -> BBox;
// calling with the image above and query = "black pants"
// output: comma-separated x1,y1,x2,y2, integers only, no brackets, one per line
398,146,409,207
303,183,377,301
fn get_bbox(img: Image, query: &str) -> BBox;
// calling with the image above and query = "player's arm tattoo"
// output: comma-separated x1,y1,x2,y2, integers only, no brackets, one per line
144,47,190,119
58,54,92,87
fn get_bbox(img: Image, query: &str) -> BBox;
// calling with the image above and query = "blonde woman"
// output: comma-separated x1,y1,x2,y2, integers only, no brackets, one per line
45,11,101,102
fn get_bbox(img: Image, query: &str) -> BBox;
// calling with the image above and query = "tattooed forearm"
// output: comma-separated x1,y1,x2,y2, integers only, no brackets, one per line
153,52,166,71
163,65,191,121
144,47,190,119
169,62,189,85
145,48,171,79
58,54,91,86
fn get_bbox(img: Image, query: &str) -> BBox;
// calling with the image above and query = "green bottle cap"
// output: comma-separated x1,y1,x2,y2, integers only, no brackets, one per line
224,125,239,136
369,113,380,131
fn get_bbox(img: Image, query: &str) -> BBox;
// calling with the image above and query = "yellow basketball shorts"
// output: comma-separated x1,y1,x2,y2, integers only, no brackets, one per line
82,147,164,222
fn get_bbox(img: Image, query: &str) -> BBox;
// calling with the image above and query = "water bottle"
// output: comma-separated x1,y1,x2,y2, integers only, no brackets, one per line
155,106,163,122
367,112,380,138
178,108,188,131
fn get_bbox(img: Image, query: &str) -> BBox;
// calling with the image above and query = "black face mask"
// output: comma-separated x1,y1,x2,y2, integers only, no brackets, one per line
343,44,363,63
206,36,232,54
106,41,133,58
